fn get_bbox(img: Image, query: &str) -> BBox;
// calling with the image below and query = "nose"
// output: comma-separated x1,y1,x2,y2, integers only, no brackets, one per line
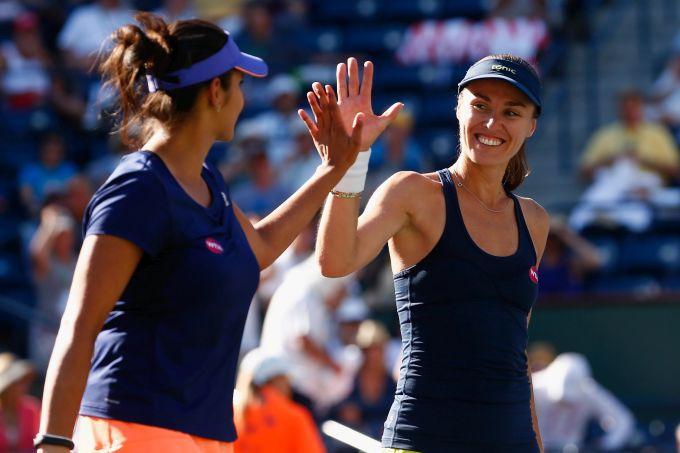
484,112,501,130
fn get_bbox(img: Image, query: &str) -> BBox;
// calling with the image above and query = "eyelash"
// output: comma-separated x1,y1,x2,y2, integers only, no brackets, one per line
473,103,520,117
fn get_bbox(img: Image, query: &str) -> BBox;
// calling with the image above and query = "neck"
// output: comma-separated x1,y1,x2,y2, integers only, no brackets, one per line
451,156,508,206
143,115,216,183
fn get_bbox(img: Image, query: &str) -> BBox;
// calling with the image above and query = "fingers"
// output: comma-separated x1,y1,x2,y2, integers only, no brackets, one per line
348,57,360,97
360,61,373,98
325,84,345,129
380,102,405,124
336,62,348,102
350,112,364,148
313,82,329,108
307,91,323,124
298,109,319,140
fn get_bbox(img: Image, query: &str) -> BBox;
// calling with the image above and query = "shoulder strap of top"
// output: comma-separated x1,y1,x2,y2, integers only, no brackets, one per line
507,192,538,264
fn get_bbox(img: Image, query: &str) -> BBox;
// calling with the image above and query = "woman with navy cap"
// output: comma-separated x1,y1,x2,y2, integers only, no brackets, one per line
34,13,375,453
304,54,550,452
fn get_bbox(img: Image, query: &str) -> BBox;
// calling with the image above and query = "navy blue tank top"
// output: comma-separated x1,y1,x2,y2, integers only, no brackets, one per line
382,169,540,452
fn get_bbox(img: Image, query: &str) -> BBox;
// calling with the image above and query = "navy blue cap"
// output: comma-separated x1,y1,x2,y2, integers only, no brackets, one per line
458,58,541,115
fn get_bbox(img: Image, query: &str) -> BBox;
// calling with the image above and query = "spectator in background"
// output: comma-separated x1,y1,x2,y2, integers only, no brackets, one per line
336,296,369,347
57,0,134,74
333,320,396,442
232,148,290,217
0,352,40,452
572,89,680,231
28,203,77,374
647,37,680,143
539,216,603,295
256,74,301,165
580,89,680,183
489,0,546,19
18,133,77,218
233,348,325,453
0,12,51,112
155,0,197,22
86,132,128,189
532,353,635,452
527,341,557,373
260,256,362,415
366,110,426,196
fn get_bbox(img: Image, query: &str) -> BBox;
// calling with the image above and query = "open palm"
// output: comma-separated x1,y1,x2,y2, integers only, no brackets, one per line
330,58,403,151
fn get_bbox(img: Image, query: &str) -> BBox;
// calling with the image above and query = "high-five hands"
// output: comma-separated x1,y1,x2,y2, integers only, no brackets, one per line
298,58,404,171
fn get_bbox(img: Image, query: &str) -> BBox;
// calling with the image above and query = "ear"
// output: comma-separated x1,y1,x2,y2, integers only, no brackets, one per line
207,77,224,108
527,117,537,138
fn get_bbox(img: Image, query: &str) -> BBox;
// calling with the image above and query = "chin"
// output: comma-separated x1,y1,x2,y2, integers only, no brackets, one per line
466,149,511,167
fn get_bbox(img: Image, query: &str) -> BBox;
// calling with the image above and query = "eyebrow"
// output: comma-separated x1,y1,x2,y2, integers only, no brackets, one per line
470,91,528,108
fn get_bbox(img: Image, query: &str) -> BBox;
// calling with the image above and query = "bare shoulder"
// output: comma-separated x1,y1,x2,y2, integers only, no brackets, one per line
371,171,441,206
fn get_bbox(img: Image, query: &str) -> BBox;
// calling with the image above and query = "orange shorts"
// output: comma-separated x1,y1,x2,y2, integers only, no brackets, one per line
75,416,234,453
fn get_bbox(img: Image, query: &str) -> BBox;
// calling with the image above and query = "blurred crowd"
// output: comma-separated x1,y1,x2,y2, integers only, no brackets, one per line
0,0,679,452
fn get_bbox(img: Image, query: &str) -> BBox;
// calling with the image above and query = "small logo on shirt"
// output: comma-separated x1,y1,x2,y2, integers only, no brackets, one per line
205,237,224,254
529,266,539,284
221,192,230,207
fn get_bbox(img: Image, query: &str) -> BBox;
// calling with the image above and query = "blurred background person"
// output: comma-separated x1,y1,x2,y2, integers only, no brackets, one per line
539,217,603,295
532,352,635,452
0,352,39,452
27,202,76,375
233,348,325,453
260,256,361,415
332,320,396,445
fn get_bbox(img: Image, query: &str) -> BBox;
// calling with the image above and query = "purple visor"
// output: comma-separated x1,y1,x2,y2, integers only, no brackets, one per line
146,33,268,93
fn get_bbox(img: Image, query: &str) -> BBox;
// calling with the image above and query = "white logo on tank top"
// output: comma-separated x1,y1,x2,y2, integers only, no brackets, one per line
221,192,230,207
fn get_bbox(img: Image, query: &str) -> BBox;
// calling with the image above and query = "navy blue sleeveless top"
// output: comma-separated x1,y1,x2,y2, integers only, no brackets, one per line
79,151,260,442
382,169,540,452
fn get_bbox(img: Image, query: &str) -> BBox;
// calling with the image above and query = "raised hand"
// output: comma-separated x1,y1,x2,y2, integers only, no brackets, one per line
298,82,364,173
334,57,403,151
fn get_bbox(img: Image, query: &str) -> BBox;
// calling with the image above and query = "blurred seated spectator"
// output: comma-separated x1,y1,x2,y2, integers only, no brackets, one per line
527,341,557,373
260,256,361,415
532,353,635,452
57,0,134,74
155,0,197,22
539,217,603,295
255,74,302,165
647,36,680,143
0,352,40,452
231,148,289,217
332,320,396,442
28,203,77,374
366,110,427,196
18,133,77,218
580,89,679,183
86,132,128,189
0,12,51,112
572,90,680,231
336,296,369,347
233,348,325,453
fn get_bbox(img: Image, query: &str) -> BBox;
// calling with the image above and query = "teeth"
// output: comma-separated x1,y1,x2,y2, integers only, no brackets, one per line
477,135,503,146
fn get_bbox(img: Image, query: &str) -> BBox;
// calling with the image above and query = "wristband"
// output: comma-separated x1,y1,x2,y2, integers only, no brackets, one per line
333,149,371,193
330,190,361,199
34,433,75,450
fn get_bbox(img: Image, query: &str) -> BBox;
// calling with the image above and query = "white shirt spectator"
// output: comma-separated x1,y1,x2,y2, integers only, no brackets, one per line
0,41,49,99
58,1,134,60
260,256,361,412
532,353,635,451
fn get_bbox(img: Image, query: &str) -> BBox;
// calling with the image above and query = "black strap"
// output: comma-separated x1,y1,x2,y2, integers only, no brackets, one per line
34,433,75,450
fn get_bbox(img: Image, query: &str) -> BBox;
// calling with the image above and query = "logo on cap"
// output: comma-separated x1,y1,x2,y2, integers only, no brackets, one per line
529,266,538,284
491,64,517,74
205,237,224,254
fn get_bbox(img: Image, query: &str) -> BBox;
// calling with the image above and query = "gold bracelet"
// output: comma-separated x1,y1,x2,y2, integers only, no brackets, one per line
330,190,361,199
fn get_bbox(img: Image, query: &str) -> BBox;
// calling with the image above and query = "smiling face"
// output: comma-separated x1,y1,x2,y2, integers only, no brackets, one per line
456,78,537,169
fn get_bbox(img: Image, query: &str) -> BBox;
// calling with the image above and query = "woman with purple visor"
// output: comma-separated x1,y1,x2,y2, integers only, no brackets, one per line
34,13,377,453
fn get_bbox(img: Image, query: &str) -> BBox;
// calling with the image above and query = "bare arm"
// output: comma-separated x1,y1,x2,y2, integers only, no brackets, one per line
38,235,143,453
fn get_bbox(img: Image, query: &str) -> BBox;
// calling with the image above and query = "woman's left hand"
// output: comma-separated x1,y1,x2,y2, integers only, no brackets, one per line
298,81,365,173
